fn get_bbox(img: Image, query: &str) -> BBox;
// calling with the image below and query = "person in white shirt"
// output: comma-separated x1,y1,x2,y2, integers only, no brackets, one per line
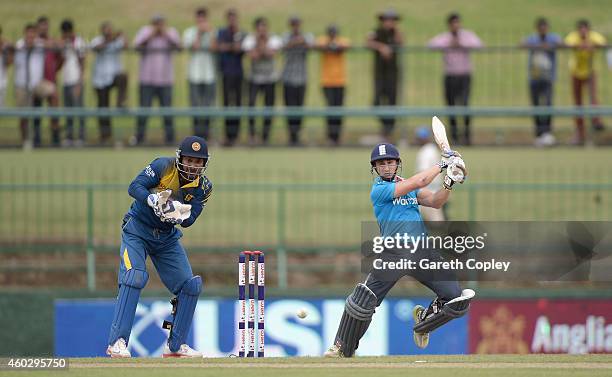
415,127,447,221
183,7,217,140
0,26,14,108
60,19,86,147
14,23,46,148
91,21,128,144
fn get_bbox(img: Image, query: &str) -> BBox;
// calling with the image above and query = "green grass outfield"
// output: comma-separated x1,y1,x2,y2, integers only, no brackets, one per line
3,355,612,377
0,146,610,250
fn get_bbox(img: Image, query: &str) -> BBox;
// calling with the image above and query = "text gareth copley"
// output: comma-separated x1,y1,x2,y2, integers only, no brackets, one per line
372,258,511,272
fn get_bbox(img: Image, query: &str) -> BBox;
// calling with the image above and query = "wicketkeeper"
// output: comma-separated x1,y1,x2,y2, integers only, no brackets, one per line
325,143,474,357
106,136,213,358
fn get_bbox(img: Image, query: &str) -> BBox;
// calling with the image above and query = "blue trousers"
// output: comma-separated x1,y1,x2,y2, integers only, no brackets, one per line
108,215,195,345
119,216,192,294
365,249,462,307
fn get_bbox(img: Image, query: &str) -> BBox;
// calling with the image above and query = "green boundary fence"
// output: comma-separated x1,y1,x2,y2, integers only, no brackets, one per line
1,181,611,291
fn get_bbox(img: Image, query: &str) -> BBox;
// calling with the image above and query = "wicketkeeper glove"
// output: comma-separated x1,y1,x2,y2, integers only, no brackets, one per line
147,189,172,220
163,215,183,225
161,201,192,225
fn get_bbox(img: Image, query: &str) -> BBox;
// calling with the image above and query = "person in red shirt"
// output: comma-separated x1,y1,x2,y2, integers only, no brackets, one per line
36,16,62,147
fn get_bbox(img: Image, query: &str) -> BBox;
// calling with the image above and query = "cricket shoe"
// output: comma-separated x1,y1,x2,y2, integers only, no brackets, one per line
162,343,203,358
412,305,430,349
323,343,344,358
106,338,131,358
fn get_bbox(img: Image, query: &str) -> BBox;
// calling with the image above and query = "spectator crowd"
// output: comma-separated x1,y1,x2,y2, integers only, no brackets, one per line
0,9,608,148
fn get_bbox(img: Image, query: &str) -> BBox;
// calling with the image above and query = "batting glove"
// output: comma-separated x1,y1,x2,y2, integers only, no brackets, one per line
441,149,462,159
437,159,449,173
447,156,467,183
443,174,455,190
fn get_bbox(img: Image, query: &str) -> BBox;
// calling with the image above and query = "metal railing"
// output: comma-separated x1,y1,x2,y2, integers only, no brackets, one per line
2,105,612,118
1,105,610,147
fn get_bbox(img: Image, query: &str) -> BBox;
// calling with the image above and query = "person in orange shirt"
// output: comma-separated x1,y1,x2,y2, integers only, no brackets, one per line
316,25,350,145
564,19,607,145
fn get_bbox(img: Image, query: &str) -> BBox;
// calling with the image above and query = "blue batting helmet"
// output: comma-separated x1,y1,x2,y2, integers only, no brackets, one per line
370,143,400,165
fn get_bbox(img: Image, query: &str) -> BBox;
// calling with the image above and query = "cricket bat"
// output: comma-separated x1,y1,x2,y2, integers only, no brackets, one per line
432,116,465,182
431,116,451,153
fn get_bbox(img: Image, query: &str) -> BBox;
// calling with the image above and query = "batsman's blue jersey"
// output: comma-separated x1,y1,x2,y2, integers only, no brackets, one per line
370,176,427,238
126,157,213,231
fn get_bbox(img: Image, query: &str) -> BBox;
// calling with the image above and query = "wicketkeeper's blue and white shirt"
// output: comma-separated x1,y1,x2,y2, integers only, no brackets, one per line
126,157,212,231
370,176,427,238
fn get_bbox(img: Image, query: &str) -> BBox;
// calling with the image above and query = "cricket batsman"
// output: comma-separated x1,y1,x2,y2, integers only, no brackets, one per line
325,142,474,357
106,136,213,358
